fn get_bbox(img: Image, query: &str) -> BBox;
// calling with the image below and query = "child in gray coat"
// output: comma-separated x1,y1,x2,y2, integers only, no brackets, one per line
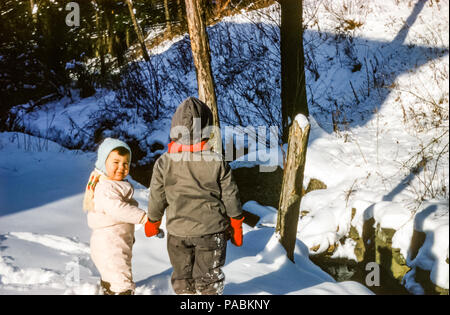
145,97,244,295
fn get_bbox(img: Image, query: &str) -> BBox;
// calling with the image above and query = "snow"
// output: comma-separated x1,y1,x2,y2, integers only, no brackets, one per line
242,201,277,228
409,201,449,290
226,0,448,293
0,132,372,294
295,114,310,131
1,0,449,294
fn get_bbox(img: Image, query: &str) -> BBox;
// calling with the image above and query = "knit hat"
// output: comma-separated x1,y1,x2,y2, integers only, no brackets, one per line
95,138,132,175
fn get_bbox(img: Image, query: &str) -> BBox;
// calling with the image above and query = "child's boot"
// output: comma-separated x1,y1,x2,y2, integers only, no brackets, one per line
100,279,134,295
100,279,114,295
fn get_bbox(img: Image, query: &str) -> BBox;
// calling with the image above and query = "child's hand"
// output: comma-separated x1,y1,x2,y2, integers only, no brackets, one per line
156,229,165,239
144,219,161,237
230,216,245,247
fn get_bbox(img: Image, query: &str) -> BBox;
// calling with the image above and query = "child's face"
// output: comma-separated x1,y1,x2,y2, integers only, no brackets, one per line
105,150,130,181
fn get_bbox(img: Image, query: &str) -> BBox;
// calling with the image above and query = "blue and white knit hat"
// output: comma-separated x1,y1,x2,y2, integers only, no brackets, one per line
95,138,132,175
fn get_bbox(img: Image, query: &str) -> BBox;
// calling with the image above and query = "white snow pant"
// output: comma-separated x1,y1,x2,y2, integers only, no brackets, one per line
90,224,135,293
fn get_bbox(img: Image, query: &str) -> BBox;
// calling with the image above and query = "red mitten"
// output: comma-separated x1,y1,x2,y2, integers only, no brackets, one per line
230,216,245,247
145,220,161,237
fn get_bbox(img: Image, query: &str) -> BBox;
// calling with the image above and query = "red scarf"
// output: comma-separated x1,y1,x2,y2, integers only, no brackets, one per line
167,140,208,153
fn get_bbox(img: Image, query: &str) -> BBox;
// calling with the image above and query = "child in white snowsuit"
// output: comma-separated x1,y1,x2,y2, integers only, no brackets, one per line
83,138,148,295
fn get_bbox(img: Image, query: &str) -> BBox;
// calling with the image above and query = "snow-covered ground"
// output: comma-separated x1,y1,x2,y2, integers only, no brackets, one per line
1,0,448,294
0,132,372,295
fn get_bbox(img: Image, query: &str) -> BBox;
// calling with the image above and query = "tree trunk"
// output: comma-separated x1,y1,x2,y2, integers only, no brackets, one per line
184,0,222,154
176,0,184,24
280,0,308,143
126,0,150,61
92,1,106,77
30,0,38,23
214,0,231,17
164,0,173,34
276,114,310,262
105,13,114,56
126,28,130,48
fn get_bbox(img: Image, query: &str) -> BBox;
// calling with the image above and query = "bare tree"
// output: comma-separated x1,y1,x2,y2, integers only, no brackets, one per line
276,115,310,262
184,0,222,153
280,0,308,143
29,0,38,23
276,0,310,262
126,0,150,61
164,0,173,34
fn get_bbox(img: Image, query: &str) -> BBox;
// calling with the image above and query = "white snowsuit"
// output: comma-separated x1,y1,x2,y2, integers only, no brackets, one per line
87,177,147,293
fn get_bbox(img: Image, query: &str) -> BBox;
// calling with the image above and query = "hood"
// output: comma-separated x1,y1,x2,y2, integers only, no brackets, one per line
170,97,213,145
95,138,132,175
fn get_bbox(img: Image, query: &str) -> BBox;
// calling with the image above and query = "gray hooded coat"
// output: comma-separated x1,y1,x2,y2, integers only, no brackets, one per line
147,97,243,237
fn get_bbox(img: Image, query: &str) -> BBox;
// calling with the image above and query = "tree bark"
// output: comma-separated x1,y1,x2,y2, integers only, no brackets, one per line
276,115,310,262
184,0,222,154
176,0,185,27
29,0,38,23
92,1,106,77
280,0,308,143
126,28,130,48
126,0,150,61
164,0,173,34
105,11,114,56
214,0,231,17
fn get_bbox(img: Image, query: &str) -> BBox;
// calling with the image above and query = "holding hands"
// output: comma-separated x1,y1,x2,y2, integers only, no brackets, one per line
145,219,164,238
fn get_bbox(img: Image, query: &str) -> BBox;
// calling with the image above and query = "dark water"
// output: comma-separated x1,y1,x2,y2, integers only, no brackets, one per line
309,256,411,295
